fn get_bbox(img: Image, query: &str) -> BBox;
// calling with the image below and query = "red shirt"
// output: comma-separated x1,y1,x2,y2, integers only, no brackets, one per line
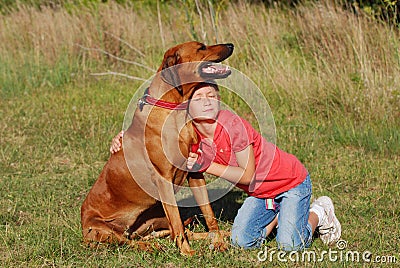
192,110,308,199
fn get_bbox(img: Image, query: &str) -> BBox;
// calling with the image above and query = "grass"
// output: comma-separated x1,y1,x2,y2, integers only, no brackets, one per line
1,0,399,267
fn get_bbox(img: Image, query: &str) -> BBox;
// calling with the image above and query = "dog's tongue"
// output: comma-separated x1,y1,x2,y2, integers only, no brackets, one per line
202,64,230,74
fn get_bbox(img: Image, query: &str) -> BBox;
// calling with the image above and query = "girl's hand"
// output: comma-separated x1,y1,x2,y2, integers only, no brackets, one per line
186,152,199,170
110,131,124,154
188,139,216,172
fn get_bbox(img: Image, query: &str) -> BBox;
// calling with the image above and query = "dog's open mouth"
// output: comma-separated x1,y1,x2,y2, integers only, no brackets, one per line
199,62,231,79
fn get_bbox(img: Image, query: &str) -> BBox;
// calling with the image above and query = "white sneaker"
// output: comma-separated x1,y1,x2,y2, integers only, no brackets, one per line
311,196,341,245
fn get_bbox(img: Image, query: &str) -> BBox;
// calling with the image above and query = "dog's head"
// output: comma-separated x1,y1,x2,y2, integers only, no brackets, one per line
158,41,234,95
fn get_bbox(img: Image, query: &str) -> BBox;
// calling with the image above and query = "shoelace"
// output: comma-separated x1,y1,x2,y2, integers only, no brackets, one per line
318,226,336,235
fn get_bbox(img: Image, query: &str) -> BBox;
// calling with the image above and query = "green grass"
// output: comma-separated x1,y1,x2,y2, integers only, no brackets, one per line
1,80,398,267
1,0,399,267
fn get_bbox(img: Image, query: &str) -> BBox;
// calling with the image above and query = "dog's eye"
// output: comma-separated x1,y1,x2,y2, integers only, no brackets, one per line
198,44,207,51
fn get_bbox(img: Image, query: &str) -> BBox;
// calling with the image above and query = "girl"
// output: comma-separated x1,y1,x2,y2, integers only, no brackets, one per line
111,82,341,251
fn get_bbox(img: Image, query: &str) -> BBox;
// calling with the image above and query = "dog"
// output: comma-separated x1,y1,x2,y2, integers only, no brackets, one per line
81,41,234,256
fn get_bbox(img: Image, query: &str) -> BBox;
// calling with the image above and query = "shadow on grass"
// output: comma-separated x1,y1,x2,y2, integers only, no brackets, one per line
178,189,244,229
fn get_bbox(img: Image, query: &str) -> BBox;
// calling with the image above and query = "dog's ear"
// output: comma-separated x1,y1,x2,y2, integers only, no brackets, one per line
161,51,183,95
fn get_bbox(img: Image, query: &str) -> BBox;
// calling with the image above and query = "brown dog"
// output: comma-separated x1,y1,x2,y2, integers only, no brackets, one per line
81,41,234,256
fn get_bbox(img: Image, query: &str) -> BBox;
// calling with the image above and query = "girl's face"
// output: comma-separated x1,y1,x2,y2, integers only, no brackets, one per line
188,86,220,121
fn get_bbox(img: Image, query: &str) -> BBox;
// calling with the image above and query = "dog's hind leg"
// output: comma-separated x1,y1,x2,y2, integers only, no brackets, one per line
128,216,170,240
82,217,128,246
141,229,171,240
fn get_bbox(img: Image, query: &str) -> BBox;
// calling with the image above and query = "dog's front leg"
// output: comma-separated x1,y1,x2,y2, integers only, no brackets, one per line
188,176,219,231
155,178,195,256
188,175,229,251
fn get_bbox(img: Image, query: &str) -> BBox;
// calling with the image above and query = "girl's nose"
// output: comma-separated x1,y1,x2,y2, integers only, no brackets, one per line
203,97,211,105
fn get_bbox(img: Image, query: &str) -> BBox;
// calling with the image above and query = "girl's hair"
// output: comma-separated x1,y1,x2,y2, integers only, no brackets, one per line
189,81,219,102
191,81,219,93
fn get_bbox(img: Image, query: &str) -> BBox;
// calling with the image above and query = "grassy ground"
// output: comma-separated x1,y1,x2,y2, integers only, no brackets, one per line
1,0,399,267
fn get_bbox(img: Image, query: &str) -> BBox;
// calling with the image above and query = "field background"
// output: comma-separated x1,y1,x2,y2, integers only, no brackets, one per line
0,0,399,267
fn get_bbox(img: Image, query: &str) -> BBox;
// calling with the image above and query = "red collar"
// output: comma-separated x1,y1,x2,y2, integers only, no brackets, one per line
138,87,188,111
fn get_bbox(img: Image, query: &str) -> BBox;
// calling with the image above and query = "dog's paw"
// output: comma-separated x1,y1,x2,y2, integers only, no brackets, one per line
209,231,230,252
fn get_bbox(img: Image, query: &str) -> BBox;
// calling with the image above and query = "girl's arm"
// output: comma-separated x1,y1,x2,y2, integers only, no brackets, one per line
205,144,256,186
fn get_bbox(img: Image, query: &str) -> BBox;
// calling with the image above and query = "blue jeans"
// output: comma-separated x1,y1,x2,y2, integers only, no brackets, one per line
231,175,313,251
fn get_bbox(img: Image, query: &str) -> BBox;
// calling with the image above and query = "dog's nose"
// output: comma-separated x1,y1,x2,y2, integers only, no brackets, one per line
225,43,234,51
